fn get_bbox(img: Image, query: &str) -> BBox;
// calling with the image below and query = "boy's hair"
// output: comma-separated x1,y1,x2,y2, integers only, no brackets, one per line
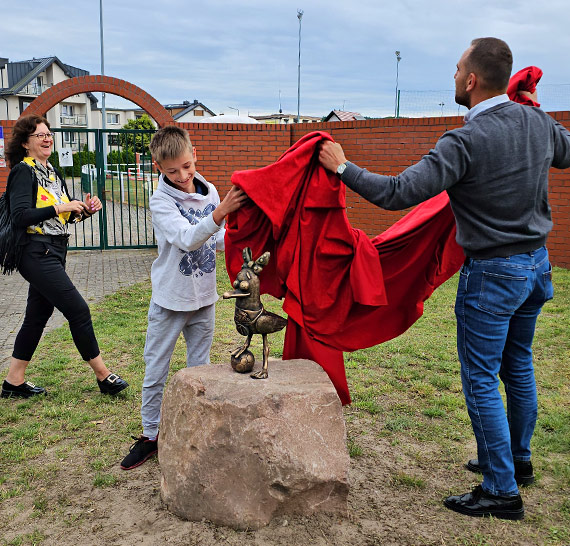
149,126,193,163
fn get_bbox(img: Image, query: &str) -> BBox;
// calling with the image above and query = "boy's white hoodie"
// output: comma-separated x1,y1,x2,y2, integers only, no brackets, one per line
149,172,224,311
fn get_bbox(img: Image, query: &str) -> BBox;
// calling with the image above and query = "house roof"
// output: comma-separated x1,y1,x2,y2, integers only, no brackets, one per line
252,113,322,121
323,110,365,122
172,100,216,119
0,56,98,105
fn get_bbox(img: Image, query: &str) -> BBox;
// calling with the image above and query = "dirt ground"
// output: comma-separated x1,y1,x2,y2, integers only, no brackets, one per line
1,412,550,546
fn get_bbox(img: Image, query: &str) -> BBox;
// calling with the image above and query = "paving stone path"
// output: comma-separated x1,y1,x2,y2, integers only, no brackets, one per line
0,248,157,372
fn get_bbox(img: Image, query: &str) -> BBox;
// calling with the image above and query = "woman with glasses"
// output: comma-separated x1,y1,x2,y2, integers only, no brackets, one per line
1,114,128,399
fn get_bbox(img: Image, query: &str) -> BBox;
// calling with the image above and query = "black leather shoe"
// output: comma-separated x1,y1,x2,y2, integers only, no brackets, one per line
1,380,47,398
466,458,535,485
97,373,128,395
444,485,524,520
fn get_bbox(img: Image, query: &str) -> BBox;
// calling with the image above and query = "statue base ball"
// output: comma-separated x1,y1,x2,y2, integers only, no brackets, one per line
231,350,255,373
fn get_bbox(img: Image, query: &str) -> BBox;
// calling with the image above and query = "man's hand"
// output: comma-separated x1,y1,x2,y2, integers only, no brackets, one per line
319,141,348,173
213,186,248,226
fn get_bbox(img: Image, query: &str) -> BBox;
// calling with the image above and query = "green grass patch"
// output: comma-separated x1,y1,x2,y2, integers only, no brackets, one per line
0,256,568,544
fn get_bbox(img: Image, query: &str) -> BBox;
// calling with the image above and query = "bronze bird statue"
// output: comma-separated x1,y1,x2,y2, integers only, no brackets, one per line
223,248,287,379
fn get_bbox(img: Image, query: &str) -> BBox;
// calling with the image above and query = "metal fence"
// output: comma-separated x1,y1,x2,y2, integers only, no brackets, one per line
398,84,570,118
51,128,158,250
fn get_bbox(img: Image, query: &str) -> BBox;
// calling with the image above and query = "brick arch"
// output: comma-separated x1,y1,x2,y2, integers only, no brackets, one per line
21,75,175,127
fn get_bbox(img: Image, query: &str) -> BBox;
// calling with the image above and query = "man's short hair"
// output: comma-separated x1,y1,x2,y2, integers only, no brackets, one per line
149,126,193,163
467,37,513,92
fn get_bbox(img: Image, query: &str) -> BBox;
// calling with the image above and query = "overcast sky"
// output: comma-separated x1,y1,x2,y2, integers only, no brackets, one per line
2,0,569,118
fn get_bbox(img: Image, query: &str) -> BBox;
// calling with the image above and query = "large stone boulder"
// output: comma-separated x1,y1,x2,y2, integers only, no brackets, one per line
159,358,350,530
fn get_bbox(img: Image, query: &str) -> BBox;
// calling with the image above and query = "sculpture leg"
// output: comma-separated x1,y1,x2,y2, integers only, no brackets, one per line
251,334,269,379
231,333,252,359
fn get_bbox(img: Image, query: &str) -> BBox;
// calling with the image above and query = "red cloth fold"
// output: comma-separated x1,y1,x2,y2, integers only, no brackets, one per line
507,66,543,107
225,131,464,404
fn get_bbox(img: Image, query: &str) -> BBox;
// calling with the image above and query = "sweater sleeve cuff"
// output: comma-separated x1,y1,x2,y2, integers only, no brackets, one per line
340,161,363,191
205,212,223,233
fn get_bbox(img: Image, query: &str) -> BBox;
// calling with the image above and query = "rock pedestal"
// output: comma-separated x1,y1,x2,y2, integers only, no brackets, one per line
159,359,350,530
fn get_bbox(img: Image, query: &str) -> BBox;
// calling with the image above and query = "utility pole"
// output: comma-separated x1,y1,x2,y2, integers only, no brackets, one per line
100,0,106,131
99,0,107,171
296,9,303,123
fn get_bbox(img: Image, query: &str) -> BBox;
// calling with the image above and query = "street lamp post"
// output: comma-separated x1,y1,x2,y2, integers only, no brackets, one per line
394,50,401,118
296,9,303,123
227,106,240,116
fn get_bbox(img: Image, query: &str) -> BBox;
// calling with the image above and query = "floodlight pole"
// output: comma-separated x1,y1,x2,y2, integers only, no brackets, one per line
228,106,240,116
296,9,303,123
395,50,401,118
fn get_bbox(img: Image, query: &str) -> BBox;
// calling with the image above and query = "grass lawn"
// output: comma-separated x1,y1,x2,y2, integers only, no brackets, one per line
0,255,568,545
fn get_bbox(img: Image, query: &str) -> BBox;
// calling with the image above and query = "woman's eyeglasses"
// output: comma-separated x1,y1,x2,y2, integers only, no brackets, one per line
29,132,55,140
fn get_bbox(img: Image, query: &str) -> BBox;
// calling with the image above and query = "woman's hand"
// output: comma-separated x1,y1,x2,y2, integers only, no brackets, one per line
84,193,102,215
55,200,88,215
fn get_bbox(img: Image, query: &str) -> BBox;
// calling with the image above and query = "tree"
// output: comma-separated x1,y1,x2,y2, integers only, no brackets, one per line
119,114,156,155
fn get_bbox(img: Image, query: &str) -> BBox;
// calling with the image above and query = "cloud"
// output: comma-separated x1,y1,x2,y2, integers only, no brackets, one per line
1,0,569,117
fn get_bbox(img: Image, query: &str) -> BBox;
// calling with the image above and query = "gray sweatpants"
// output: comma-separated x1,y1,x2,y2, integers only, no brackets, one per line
141,300,215,438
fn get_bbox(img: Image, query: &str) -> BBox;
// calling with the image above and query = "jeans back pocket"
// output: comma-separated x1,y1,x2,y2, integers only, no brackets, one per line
478,271,527,315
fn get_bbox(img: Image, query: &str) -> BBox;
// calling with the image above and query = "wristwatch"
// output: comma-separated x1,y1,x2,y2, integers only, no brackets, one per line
336,162,348,177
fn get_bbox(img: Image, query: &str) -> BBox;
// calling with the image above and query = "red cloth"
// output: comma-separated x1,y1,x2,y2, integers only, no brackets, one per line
507,66,543,107
225,131,464,404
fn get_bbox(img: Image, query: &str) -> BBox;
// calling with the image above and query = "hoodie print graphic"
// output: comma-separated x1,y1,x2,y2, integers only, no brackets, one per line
176,202,217,277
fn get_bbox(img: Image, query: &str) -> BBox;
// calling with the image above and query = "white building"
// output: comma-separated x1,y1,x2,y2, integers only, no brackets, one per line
0,56,215,151
0,56,99,150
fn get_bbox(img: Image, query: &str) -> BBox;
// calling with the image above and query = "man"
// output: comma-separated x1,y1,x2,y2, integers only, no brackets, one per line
319,37,570,520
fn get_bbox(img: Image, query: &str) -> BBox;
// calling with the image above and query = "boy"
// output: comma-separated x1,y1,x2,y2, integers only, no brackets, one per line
120,126,246,470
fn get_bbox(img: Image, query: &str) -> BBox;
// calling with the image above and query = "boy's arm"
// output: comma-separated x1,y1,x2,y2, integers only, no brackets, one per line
215,225,225,252
151,195,222,252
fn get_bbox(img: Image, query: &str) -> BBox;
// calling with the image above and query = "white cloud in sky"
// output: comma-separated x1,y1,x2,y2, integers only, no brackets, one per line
1,0,569,117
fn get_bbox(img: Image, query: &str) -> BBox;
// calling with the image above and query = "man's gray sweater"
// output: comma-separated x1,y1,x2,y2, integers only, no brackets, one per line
341,101,570,259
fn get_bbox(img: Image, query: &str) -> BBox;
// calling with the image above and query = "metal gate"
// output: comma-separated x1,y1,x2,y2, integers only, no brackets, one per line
51,127,158,250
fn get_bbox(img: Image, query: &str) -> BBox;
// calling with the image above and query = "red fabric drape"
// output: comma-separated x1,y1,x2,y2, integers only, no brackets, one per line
507,66,543,107
225,131,464,404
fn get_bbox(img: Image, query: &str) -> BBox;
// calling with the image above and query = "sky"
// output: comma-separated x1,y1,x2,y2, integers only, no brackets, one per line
2,0,570,118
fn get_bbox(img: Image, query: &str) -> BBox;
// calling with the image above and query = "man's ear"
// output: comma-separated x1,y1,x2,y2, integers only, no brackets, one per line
153,159,162,173
466,72,477,92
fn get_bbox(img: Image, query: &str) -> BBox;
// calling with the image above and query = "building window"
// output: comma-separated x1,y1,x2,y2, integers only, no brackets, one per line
194,110,204,116
107,113,120,124
61,104,74,116
63,132,76,144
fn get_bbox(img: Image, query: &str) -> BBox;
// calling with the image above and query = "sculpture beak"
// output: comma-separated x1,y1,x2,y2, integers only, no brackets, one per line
223,290,251,299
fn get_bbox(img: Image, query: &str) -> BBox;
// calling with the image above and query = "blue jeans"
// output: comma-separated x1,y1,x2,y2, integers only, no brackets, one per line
455,246,553,496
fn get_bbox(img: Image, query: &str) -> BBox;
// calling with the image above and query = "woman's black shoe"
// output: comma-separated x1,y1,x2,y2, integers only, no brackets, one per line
466,458,535,485
444,485,524,520
1,380,47,398
97,373,128,395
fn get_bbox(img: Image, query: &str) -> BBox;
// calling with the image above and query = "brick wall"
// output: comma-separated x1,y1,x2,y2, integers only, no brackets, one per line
2,114,569,267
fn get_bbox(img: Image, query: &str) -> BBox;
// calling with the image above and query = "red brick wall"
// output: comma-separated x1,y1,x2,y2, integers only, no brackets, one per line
2,115,569,267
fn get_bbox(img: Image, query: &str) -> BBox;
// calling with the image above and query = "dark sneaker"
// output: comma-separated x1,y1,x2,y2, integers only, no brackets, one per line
444,485,524,520
466,458,535,485
1,380,47,398
98,373,128,395
120,435,158,470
